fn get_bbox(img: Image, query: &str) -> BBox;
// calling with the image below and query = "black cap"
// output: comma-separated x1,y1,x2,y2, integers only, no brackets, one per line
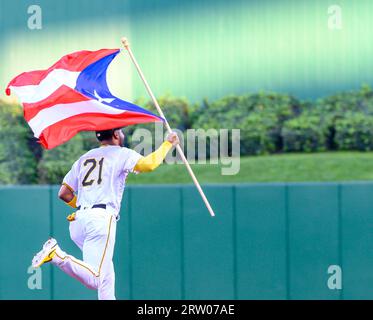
96,128,122,141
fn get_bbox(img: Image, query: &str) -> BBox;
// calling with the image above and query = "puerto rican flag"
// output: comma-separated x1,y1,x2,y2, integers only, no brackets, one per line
6,49,163,149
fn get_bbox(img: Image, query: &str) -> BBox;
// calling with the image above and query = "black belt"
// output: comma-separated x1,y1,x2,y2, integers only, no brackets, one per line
77,204,106,211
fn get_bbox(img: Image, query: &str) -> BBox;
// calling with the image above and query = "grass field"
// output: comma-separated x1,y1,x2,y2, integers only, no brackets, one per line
126,151,373,184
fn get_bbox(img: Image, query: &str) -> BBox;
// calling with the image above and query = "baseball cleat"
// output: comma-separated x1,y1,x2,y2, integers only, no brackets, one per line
32,238,57,268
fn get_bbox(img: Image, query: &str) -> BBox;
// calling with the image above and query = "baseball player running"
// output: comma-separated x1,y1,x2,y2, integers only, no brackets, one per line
31,128,180,300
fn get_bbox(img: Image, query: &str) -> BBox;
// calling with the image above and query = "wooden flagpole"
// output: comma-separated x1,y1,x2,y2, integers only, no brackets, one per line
121,37,215,217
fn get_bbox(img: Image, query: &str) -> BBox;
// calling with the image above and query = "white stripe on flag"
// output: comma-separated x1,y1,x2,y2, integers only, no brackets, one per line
29,100,125,138
10,69,80,104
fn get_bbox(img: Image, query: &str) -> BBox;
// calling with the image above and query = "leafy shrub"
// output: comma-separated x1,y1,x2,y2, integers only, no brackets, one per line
314,84,373,116
237,113,278,155
282,115,327,152
3,85,373,185
124,95,191,150
0,102,38,184
193,92,303,155
334,113,373,151
313,84,373,149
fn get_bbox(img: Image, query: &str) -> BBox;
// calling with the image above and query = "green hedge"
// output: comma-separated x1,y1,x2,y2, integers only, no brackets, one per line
312,84,373,149
282,115,327,152
334,113,373,151
125,95,191,152
0,103,38,184
2,85,373,184
193,92,302,155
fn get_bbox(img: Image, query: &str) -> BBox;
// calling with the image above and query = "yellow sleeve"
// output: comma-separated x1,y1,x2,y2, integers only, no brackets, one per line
134,141,173,172
67,195,77,208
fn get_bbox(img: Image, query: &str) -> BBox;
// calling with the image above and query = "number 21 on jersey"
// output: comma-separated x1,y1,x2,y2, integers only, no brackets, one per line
82,158,104,186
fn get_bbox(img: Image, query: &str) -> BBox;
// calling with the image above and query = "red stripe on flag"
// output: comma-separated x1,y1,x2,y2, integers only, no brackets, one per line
38,111,162,149
7,49,119,88
23,86,90,122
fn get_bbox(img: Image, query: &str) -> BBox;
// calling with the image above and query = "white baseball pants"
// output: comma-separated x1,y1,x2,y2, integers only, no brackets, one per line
51,207,117,300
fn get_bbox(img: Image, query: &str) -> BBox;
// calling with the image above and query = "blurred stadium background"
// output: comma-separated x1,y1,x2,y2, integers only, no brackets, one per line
1,0,373,299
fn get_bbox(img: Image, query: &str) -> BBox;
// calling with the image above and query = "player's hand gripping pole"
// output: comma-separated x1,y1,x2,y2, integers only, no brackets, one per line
121,37,215,217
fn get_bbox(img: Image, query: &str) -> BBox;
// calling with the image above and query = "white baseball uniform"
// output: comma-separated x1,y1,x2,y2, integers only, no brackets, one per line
51,145,142,300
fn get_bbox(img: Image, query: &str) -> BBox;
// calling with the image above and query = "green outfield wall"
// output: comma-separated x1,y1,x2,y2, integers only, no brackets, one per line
0,183,372,300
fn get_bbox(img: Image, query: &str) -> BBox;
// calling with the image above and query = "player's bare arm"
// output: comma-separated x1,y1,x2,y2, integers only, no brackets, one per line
134,132,180,173
58,184,77,208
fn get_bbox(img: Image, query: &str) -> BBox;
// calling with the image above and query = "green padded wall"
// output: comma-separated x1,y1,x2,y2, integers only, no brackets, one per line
0,186,52,299
130,186,183,299
1,183,373,300
235,184,287,299
183,185,235,299
287,183,340,300
340,183,373,300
